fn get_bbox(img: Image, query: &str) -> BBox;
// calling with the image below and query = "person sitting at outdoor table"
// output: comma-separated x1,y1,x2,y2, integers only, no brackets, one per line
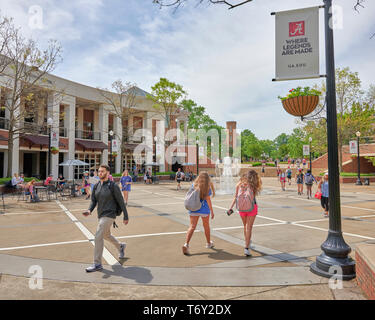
44,174,53,186
11,173,23,189
19,173,25,189
82,171,91,200
25,179,39,202
57,174,65,190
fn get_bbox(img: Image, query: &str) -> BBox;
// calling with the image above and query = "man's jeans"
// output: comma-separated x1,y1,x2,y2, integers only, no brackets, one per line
94,217,121,265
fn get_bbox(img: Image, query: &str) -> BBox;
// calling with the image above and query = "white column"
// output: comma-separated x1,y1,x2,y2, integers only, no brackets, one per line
99,106,109,165
10,93,20,176
114,115,122,174
144,112,153,172
64,96,76,180
156,120,165,172
47,92,60,179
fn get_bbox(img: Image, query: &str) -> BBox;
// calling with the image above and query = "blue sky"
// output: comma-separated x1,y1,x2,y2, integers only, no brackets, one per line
2,0,375,139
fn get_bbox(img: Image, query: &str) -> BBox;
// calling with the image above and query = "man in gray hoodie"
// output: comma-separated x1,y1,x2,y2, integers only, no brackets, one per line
83,164,129,272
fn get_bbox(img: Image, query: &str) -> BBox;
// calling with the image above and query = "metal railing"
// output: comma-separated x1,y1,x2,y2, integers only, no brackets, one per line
75,130,101,140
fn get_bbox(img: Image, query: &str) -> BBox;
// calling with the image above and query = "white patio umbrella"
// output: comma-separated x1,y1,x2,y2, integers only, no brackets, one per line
59,159,90,186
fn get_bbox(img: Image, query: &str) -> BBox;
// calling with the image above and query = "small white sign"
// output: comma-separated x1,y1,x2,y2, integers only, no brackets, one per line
303,144,310,156
112,139,119,152
349,140,357,154
50,129,59,148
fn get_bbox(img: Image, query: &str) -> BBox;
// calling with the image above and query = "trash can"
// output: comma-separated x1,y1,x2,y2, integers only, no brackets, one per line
364,178,370,185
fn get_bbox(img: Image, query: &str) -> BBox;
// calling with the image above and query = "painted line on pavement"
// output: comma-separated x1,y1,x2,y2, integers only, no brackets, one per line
291,223,375,240
55,200,119,266
0,223,287,252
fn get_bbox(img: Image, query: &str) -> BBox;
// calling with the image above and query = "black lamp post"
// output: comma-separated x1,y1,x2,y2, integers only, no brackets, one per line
47,117,53,177
109,130,114,174
309,137,312,172
355,131,362,185
310,0,356,280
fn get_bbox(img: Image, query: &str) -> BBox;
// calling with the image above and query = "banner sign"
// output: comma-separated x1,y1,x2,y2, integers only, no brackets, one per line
50,129,59,148
303,144,310,156
275,6,320,81
349,140,357,154
112,139,119,153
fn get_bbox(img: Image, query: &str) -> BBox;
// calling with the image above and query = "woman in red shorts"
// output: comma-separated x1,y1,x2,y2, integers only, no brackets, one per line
227,170,262,256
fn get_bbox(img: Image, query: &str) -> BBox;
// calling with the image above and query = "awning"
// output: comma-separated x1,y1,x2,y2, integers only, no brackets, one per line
23,135,66,148
75,139,108,151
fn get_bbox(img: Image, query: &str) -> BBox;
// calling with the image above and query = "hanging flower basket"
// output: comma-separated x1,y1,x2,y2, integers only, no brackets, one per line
51,147,59,155
112,152,118,157
278,87,321,117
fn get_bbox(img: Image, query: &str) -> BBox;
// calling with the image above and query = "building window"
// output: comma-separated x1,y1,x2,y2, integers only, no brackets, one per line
74,153,101,179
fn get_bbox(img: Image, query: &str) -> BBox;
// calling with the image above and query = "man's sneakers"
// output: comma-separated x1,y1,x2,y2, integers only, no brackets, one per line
85,264,103,272
244,248,252,257
119,243,126,259
206,241,214,249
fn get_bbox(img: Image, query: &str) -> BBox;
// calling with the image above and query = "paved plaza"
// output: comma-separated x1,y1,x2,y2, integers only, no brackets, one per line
0,177,373,299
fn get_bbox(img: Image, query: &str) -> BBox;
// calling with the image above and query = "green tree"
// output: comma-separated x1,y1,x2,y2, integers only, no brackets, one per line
287,128,306,159
147,77,186,130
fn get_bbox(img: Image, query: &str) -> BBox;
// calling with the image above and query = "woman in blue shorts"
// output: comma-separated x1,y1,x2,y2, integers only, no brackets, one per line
120,170,132,204
182,172,215,255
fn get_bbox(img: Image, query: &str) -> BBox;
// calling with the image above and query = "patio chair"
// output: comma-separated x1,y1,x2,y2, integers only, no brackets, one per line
46,184,58,201
58,184,72,201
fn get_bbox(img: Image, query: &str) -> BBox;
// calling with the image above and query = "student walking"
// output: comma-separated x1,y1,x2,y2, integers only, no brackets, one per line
318,172,329,217
83,164,129,272
286,166,292,185
304,169,316,199
120,170,132,204
295,169,304,195
182,172,215,255
176,168,183,190
227,170,262,256
280,170,286,191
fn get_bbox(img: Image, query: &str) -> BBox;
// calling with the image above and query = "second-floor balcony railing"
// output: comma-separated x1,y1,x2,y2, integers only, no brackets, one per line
75,130,101,140
0,117,9,130
1,119,68,137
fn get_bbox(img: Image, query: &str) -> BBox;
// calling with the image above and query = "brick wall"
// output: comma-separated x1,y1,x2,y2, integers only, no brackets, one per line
312,144,375,174
356,249,375,300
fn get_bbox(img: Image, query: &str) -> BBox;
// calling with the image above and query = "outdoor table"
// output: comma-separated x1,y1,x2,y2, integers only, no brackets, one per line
34,186,47,201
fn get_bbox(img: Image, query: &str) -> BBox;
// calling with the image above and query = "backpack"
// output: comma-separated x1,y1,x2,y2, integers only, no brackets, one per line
236,186,255,212
184,185,202,211
297,174,303,183
305,174,314,184
92,181,122,216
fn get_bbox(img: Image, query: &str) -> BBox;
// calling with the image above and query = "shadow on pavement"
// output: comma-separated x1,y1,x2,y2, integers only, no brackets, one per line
100,264,153,284
188,248,248,261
